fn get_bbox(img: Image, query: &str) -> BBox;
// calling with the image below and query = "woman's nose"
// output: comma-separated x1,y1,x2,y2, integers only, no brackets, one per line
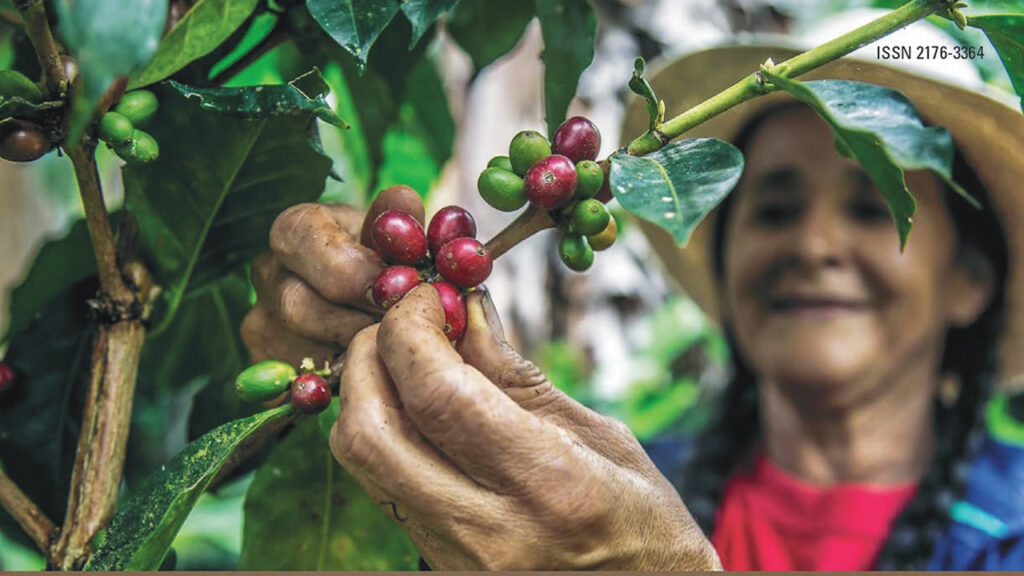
790,202,846,267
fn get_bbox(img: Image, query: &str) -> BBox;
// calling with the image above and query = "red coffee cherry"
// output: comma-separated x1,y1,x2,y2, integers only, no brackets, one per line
427,206,477,256
0,119,51,163
371,210,428,265
436,237,492,288
433,281,467,342
0,363,15,395
373,265,422,309
291,373,331,414
524,154,578,211
551,116,601,163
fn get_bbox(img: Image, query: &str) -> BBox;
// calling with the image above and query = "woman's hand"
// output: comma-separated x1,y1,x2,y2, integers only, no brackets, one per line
330,285,721,571
240,186,424,367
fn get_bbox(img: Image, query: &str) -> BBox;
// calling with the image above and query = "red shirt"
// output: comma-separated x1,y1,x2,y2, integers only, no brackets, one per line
711,455,918,571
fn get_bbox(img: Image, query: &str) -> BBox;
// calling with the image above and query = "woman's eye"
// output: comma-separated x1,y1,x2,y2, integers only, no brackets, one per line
850,200,890,222
752,203,800,226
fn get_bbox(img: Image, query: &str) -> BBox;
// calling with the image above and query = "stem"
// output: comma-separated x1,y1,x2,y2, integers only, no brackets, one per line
627,0,948,156
210,24,288,86
14,0,66,96
483,206,557,261
0,466,56,554
52,265,152,570
67,145,130,301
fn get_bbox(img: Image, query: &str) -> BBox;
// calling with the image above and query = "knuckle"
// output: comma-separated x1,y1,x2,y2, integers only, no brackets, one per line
277,278,310,327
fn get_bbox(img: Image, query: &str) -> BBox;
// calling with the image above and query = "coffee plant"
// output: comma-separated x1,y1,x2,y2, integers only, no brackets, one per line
0,0,1021,570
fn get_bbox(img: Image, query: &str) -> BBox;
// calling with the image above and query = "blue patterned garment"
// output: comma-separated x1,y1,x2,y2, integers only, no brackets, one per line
643,393,1024,571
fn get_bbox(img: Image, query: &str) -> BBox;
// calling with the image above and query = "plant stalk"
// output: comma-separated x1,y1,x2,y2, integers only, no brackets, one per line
13,0,66,96
483,206,557,261
67,145,131,301
52,264,152,570
626,0,948,156
0,466,56,554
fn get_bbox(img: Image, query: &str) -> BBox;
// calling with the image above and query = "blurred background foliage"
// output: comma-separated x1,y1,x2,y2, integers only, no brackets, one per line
0,0,1020,569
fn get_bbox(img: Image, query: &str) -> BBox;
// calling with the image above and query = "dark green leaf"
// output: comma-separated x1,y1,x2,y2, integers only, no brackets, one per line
609,138,744,245
307,0,401,69
239,420,418,570
3,218,97,340
536,0,596,138
0,279,94,543
969,14,1024,111
84,405,293,571
764,74,966,248
128,0,261,90
54,0,168,138
405,58,454,168
447,0,534,71
166,70,347,128
125,81,332,331
400,0,459,48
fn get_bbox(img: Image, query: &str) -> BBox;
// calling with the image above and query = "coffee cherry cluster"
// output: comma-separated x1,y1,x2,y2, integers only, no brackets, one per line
235,358,331,414
99,90,160,164
370,204,491,342
477,116,618,272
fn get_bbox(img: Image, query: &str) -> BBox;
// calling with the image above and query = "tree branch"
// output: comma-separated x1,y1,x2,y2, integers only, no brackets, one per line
483,206,557,261
626,0,946,156
0,466,56,554
14,0,66,97
66,145,130,301
51,263,153,570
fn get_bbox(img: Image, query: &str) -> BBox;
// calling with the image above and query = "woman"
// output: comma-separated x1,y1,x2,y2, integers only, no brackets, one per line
242,35,1024,573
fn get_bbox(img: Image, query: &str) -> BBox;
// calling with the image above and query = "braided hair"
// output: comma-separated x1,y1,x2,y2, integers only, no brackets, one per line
679,105,1010,570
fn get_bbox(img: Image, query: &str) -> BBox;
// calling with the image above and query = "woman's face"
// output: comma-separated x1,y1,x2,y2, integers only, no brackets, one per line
721,106,989,403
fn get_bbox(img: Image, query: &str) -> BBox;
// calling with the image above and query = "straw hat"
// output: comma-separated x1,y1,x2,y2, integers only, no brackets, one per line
621,11,1024,386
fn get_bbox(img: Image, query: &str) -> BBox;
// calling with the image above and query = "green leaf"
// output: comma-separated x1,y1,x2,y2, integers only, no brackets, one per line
124,82,332,331
0,280,94,543
84,405,293,571
609,138,744,245
3,218,98,340
307,0,401,69
55,0,168,138
400,0,459,48
128,0,261,90
166,69,348,128
446,0,534,71
535,0,596,138
969,14,1024,111
0,97,63,123
405,57,454,168
764,74,966,248
239,420,419,570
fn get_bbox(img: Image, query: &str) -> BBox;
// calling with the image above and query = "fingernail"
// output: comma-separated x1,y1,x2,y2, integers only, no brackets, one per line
477,288,506,343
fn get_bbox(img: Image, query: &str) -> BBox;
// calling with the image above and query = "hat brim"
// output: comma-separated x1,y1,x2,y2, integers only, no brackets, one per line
621,45,1024,385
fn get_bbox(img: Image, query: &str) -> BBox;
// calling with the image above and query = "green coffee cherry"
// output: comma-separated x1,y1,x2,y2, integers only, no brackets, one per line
115,90,159,125
571,199,611,236
98,112,134,147
478,166,527,212
236,360,297,402
587,216,617,251
575,160,604,198
508,130,551,176
558,233,594,272
115,130,159,164
487,155,514,172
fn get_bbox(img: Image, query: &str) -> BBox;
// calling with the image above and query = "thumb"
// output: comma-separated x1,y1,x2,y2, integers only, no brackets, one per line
360,184,426,248
457,290,548,394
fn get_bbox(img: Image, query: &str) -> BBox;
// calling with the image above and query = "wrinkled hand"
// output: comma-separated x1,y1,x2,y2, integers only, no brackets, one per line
330,285,721,571
241,186,424,367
